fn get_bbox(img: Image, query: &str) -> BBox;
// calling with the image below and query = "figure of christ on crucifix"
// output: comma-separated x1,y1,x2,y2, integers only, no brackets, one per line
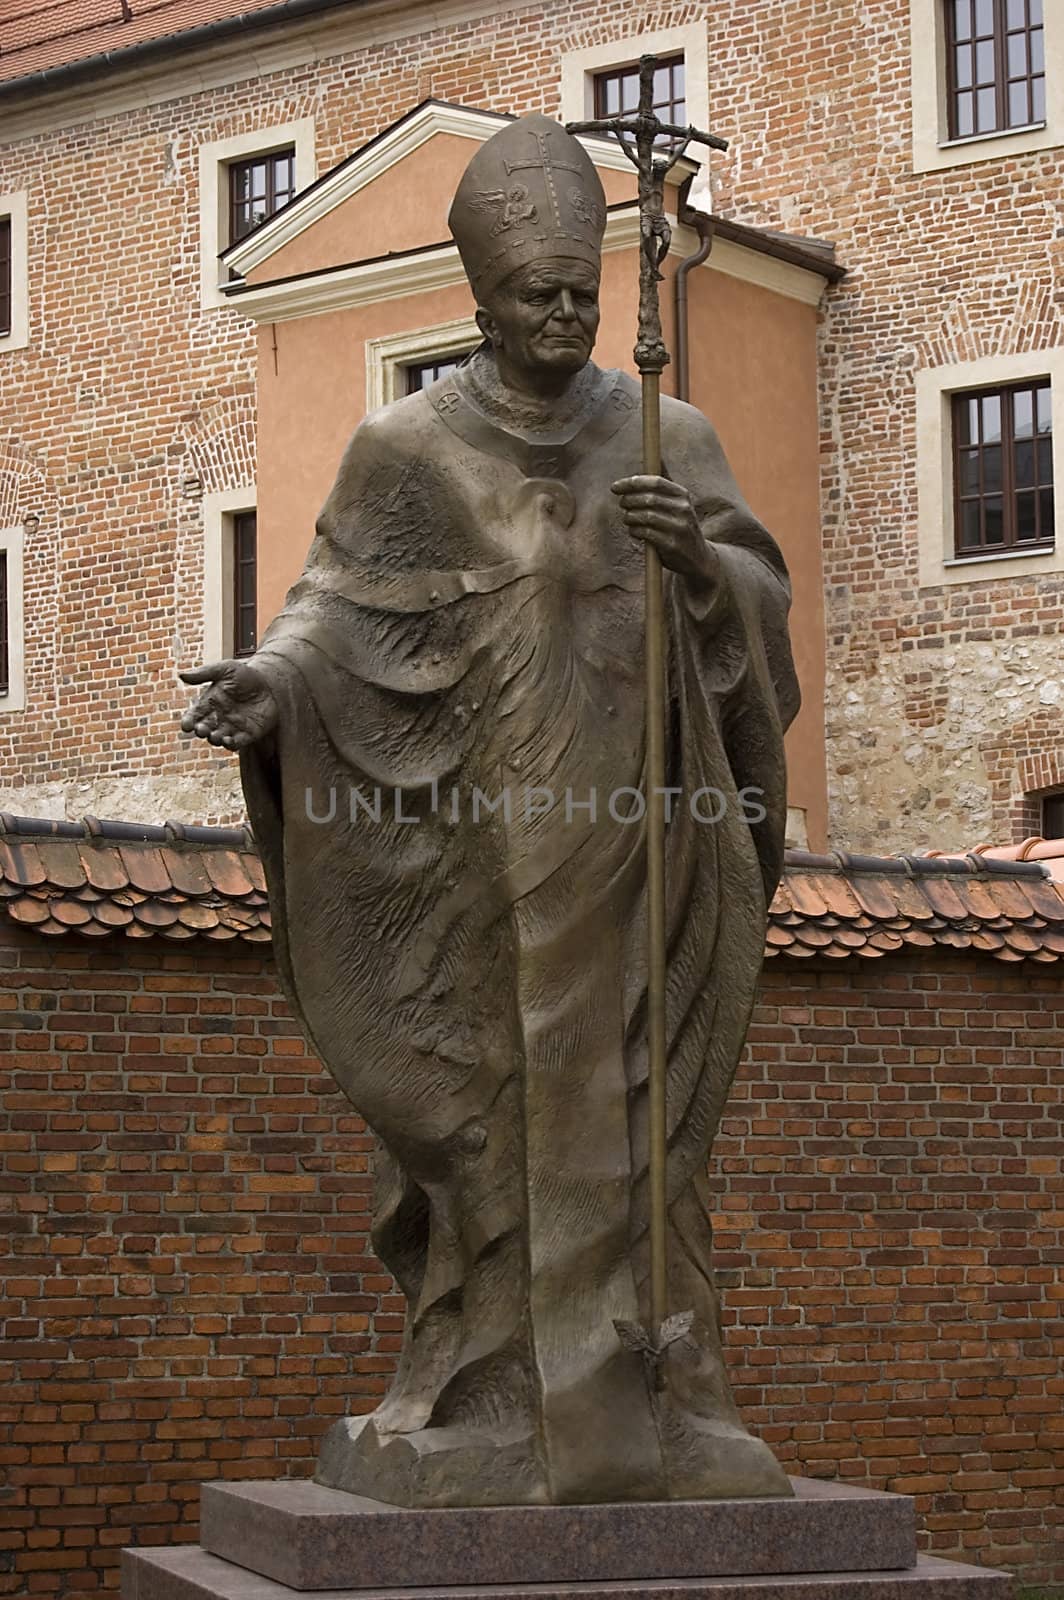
180,99,800,1508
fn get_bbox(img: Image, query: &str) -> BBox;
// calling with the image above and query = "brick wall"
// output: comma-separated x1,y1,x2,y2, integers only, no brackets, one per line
2,0,1064,845
1,921,1061,1593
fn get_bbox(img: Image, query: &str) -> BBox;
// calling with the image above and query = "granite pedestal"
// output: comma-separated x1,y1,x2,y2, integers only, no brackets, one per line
120,1478,1014,1599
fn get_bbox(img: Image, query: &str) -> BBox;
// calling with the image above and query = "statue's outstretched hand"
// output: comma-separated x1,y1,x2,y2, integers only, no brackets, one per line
612,475,722,593
179,659,278,751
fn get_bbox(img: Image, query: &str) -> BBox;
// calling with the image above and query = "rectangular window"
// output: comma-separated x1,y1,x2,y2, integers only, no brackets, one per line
404,353,474,394
0,550,9,696
0,218,10,339
227,149,296,247
232,510,257,657
945,0,1045,139
952,379,1054,556
593,55,686,134
1041,791,1064,837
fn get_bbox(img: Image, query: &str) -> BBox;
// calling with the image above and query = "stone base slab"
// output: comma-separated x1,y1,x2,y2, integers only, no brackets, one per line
122,1548,1015,1600
198,1477,917,1591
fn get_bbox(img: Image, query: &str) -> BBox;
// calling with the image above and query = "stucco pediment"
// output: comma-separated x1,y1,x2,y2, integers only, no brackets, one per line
224,99,671,289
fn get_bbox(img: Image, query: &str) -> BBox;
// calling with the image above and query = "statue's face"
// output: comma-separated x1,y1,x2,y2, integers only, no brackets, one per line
478,259,601,379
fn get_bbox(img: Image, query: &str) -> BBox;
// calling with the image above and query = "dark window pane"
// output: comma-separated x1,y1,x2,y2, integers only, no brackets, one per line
1015,439,1035,487
982,444,1003,492
954,0,973,40
0,217,10,339
953,380,1052,556
959,501,983,548
1037,386,1052,432
228,149,297,247
1014,388,1034,438
958,395,980,445
405,352,474,393
1009,80,1030,123
1041,792,1064,837
981,394,1002,442
1016,490,1038,540
1007,32,1028,75
232,511,257,657
0,550,8,695
1039,487,1055,538
976,86,997,128
975,38,996,82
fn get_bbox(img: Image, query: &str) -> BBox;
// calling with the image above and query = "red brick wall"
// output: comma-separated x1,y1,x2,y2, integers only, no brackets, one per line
1,925,1062,1593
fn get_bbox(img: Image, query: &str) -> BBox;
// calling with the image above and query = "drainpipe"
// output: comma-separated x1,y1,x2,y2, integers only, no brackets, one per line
674,194,714,404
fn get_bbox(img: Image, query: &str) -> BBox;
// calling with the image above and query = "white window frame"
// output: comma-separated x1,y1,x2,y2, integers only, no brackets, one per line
910,0,1064,173
365,316,482,413
0,525,26,712
203,487,256,660
916,346,1064,586
0,192,29,353
560,25,711,200
198,120,315,309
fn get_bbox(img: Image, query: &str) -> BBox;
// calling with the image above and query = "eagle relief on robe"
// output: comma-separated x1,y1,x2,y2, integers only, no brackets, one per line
239,351,800,1508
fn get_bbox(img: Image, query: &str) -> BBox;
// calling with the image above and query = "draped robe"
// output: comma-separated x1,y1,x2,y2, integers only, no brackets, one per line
240,360,800,1507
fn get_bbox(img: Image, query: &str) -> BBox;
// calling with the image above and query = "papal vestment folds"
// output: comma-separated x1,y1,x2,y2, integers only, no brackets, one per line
241,358,800,1506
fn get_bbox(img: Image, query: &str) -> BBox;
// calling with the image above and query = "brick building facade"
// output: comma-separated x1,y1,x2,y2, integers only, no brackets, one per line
1,827,1062,1594
0,0,1062,848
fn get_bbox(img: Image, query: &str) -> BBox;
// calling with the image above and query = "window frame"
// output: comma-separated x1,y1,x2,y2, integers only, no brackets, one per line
915,347,1064,586
0,192,28,353
944,0,1046,141
403,352,476,394
0,526,26,713
910,0,1063,172
202,487,257,661
951,377,1054,558
198,121,315,310
227,149,297,251
365,316,483,411
592,54,687,130
231,508,258,658
560,25,711,198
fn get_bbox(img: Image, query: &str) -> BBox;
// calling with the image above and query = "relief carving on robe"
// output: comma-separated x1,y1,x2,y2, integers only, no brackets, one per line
181,113,800,1509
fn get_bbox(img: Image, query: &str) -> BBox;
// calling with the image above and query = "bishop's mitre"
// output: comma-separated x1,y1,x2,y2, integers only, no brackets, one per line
448,112,608,303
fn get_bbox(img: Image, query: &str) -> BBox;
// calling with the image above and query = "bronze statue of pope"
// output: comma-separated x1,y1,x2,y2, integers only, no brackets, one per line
181,113,799,1509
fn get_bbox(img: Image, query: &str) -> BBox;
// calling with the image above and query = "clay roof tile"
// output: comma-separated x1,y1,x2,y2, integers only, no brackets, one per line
118,845,172,896
203,850,254,898
77,841,130,892
2,839,46,887
163,848,213,898
9,895,51,924
35,840,88,890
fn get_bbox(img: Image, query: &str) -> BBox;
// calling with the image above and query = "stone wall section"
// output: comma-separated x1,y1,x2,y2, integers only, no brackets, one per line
0,925,1061,1594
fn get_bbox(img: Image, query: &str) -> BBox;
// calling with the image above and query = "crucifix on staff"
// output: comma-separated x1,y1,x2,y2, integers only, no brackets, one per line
569,53,730,1384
